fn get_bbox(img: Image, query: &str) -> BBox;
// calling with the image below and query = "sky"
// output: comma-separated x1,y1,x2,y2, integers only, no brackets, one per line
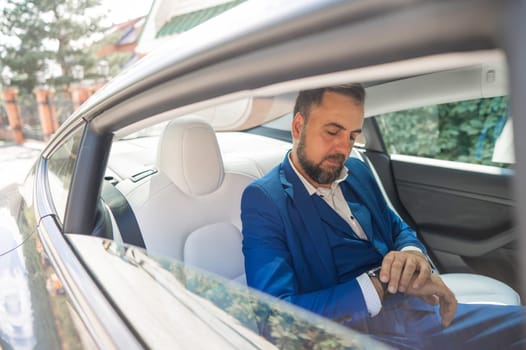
99,0,154,25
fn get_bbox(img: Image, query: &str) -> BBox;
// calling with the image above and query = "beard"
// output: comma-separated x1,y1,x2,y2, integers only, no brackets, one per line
296,131,346,185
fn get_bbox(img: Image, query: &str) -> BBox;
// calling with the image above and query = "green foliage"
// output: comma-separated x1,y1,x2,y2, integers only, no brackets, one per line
181,266,362,349
0,0,105,93
100,241,377,349
376,96,509,167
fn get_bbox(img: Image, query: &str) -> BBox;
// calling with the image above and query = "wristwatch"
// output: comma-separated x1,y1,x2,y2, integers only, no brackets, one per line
367,266,388,294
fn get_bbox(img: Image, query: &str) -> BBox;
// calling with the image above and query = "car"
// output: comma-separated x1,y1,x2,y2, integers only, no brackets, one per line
1,0,525,348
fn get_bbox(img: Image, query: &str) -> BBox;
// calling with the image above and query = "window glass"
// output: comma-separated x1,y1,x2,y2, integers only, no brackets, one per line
375,96,511,167
47,127,83,224
69,237,385,349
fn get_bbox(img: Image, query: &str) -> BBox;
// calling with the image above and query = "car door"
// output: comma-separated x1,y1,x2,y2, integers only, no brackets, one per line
361,68,519,296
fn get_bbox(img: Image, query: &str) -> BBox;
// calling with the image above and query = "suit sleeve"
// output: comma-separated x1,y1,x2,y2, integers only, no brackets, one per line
352,158,427,253
241,182,370,323
388,207,427,252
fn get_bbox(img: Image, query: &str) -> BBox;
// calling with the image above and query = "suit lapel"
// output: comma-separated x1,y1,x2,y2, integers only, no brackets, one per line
347,202,372,239
342,171,389,256
280,158,336,280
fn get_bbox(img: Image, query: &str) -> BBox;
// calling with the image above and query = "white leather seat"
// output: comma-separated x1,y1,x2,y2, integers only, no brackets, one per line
121,116,254,281
441,273,520,305
184,222,246,283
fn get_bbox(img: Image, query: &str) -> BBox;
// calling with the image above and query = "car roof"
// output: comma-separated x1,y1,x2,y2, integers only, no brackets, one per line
52,0,507,139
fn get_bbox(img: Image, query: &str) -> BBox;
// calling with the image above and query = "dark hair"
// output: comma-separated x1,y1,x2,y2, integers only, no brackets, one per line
293,83,365,120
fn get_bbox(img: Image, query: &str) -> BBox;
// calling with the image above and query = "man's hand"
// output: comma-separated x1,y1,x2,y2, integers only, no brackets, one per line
405,274,458,327
380,250,431,294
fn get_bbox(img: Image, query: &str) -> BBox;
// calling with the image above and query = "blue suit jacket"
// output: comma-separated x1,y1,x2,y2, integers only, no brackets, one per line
241,154,426,322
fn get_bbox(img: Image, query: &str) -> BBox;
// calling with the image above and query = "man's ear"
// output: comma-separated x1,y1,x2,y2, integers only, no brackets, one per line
292,112,304,139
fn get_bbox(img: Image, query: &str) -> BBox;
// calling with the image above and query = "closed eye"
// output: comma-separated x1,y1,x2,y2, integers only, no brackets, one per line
325,126,343,136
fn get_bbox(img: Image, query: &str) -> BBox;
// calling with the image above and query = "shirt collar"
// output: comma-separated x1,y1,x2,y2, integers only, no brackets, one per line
288,153,348,196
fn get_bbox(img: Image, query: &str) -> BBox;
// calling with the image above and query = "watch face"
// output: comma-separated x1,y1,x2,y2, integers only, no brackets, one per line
368,267,388,293
368,266,382,277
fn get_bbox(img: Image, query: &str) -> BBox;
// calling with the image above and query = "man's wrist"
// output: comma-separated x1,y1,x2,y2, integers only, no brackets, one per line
367,266,388,299
369,276,385,301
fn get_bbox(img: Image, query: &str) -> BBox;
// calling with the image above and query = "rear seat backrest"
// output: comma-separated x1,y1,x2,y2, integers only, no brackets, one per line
121,116,256,281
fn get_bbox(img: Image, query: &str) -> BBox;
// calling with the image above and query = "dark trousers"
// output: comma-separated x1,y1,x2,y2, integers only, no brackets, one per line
349,294,526,349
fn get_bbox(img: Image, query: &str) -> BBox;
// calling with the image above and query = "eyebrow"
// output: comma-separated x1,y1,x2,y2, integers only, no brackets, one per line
324,122,362,133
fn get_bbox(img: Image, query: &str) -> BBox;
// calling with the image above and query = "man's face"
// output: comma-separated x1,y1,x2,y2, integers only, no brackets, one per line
292,91,364,187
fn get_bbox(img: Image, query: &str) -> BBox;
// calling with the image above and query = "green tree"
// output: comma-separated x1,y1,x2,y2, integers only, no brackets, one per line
0,0,104,93
376,96,509,167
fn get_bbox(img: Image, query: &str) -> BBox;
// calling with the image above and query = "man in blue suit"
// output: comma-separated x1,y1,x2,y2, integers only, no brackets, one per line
241,84,525,349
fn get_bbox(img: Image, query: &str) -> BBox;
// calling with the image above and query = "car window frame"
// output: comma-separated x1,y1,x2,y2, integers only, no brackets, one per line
62,123,114,235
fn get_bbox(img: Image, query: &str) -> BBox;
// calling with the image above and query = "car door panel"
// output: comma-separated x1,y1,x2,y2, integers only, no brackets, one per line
391,160,513,242
363,149,520,295
391,157,514,252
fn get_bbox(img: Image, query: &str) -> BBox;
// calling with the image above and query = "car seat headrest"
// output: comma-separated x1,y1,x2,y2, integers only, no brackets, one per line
157,116,224,196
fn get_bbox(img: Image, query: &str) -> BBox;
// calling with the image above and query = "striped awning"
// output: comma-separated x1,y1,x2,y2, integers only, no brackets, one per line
156,0,246,38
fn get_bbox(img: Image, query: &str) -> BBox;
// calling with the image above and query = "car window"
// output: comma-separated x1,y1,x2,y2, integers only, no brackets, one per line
374,96,511,167
46,127,83,224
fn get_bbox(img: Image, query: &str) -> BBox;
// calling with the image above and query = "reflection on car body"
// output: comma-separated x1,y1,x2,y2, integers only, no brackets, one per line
71,236,385,349
0,184,84,349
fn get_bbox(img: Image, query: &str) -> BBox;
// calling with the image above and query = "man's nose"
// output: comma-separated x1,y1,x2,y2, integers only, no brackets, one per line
334,134,354,153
